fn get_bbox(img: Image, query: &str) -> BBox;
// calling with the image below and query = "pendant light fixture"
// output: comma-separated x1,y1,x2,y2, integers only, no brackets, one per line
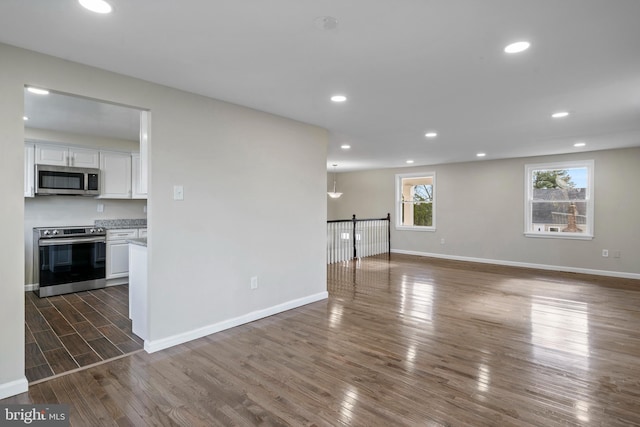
327,164,343,198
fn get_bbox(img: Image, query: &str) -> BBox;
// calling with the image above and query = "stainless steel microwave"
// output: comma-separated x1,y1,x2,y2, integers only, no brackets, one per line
35,164,100,196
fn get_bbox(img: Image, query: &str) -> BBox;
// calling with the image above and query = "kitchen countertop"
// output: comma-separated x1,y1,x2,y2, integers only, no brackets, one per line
95,219,147,229
128,238,147,247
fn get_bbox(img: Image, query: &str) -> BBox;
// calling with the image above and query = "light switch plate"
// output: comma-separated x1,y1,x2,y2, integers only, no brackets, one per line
173,185,184,201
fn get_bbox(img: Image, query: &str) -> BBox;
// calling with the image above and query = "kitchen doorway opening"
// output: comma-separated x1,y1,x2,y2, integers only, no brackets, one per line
23,88,150,383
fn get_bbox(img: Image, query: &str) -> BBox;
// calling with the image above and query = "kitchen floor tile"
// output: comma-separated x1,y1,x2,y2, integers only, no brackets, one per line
32,329,63,352
24,285,142,384
74,352,103,367
59,333,93,356
25,342,47,369
25,364,54,383
73,321,103,341
38,306,75,336
87,337,123,360
43,348,79,374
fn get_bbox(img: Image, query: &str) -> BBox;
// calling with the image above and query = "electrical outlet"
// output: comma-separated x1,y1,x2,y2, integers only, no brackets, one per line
602,249,609,257
250,276,258,290
97,203,104,213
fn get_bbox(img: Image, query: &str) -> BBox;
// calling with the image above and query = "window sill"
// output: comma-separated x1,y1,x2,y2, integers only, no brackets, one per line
524,232,593,240
396,226,436,232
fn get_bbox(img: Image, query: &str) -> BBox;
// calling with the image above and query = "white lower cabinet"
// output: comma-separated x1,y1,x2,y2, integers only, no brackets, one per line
106,229,138,280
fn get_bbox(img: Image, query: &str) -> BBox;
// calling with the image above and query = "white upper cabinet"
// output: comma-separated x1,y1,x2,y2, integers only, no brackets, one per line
24,144,35,198
35,144,99,168
70,147,100,168
131,153,147,199
100,150,132,199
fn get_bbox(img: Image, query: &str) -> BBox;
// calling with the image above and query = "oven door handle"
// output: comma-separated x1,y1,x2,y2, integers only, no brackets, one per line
39,237,106,246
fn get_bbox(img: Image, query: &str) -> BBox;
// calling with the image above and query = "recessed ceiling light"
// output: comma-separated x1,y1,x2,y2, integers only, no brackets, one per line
340,144,351,150
26,87,49,95
425,132,438,138
331,95,347,103
406,160,414,164
476,153,486,157
574,142,586,147
23,116,29,121
504,41,530,54
552,111,570,119
79,0,113,14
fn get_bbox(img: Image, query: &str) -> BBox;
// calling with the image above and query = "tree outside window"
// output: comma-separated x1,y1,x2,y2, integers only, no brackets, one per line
525,160,594,239
396,172,436,230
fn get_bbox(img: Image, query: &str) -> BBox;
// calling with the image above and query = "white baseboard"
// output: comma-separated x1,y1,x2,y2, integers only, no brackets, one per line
0,377,29,400
391,249,640,280
144,291,329,354
24,283,37,292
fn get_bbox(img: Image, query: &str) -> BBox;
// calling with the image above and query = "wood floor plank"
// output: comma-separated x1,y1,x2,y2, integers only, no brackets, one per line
7,254,640,426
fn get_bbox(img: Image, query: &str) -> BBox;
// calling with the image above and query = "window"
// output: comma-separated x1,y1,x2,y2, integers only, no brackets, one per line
395,172,435,231
525,160,594,239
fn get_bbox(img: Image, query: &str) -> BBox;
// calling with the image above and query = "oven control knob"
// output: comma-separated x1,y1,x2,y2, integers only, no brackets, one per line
89,228,96,234
43,230,51,236
52,230,59,235
97,228,104,233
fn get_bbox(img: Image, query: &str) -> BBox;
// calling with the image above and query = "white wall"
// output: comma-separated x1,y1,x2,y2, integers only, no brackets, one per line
0,42,328,398
0,45,27,399
330,148,640,277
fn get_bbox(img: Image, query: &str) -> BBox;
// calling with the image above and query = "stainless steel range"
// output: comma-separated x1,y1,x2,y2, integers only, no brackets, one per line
33,226,106,297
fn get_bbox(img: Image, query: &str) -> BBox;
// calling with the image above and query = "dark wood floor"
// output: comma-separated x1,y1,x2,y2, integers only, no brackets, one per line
5,254,640,426
24,285,143,383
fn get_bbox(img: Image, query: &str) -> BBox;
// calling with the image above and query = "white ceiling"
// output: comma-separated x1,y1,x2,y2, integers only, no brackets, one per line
24,89,141,141
2,0,640,171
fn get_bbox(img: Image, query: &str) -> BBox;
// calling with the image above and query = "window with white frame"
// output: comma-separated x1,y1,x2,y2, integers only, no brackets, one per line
525,160,594,239
395,172,435,230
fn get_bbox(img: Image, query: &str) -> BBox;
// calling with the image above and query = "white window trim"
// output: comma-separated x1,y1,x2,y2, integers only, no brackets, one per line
524,160,594,240
395,171,436,232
